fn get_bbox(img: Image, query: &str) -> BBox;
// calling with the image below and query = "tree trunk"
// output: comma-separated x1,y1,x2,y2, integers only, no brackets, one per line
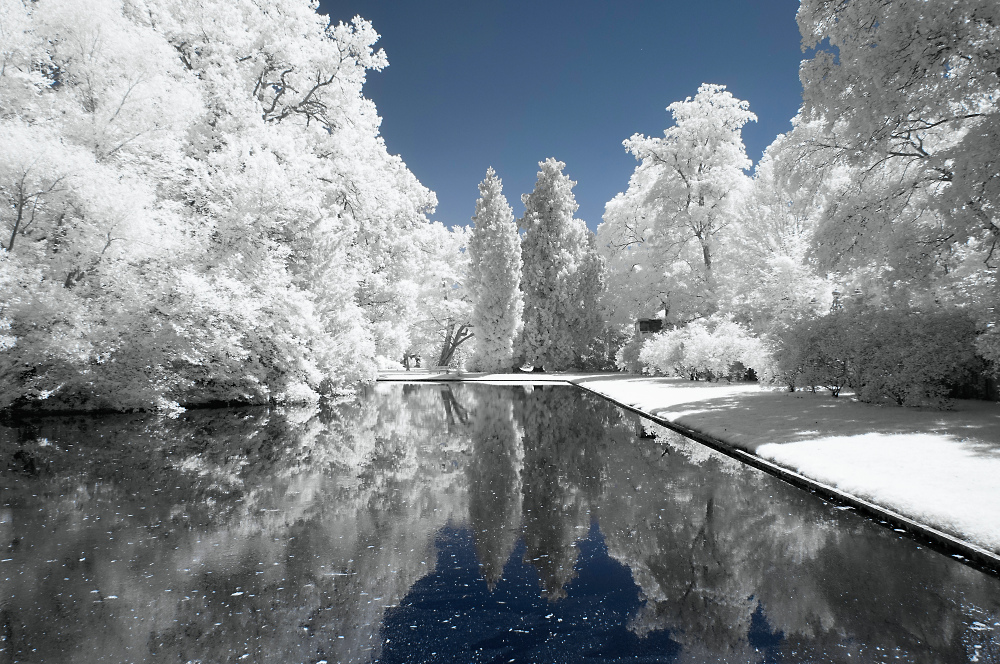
438,325,455,366
7,188,25,252
440,386,468,427
438,323,473,367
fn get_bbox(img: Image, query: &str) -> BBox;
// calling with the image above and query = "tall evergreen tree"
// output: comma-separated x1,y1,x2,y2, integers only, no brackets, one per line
518,158,590,370
468,168,522,371
571,234,610,367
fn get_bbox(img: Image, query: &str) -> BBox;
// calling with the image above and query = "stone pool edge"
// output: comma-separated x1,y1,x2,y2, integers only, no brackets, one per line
376,371,1000,577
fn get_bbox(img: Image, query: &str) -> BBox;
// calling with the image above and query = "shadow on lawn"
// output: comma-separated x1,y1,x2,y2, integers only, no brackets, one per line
645,390,1000,456
575,375,752,388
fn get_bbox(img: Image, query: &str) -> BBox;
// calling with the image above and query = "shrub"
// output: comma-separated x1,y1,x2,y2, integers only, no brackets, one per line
639,317,770,381
578,325,631,371
768,316,849,395
976,327,1000,380
615,337,645,373
773,304,981,407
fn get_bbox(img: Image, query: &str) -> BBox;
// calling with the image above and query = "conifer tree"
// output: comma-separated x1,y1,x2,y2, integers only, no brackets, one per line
518,158,590,370
571,234,609,367
468,168,522,371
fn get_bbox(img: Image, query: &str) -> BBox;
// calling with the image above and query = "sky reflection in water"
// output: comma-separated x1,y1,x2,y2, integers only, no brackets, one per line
1,383,999,663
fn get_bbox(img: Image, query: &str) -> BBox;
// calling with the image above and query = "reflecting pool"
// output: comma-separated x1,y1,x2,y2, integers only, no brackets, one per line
1,383,999,663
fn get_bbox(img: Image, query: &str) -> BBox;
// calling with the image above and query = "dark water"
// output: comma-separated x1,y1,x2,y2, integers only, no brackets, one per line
1,384,998,664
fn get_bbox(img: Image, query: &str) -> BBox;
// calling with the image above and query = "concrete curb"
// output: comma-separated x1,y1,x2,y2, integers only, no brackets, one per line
570,381,1000,578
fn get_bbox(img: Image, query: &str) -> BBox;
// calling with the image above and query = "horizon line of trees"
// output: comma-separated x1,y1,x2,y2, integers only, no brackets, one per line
404,157,612,374
2,0,997,412
455,0,999,409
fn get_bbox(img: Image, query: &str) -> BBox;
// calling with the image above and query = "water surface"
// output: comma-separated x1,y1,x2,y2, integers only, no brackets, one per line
1,383,998,663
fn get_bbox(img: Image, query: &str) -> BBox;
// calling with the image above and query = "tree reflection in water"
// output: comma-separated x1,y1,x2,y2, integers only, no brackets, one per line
466,386,521,589
0,383,998,663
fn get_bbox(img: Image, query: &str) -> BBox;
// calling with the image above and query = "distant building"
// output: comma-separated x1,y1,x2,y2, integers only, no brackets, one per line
636,318,663,335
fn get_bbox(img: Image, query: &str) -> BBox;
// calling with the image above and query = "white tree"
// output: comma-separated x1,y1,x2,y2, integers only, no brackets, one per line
159,0,438,378
407,222,474,369
570,233,611,367
599,84,756,325
0,123,82,256
518,158,591,371
468,168,522,372
0,0,440,411
793,0,1000,377
717,135,834,336
793,0,1000,292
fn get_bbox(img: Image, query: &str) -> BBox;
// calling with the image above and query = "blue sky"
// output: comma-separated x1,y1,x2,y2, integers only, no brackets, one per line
317,0,805,231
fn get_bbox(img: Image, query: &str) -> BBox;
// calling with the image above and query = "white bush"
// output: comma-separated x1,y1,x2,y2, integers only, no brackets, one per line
639,317,770,381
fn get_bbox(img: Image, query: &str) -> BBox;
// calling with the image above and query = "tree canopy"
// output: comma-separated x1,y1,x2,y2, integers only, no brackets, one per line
518,158,594,371
0,0,439,410
468,168,522,372
599,83,756,326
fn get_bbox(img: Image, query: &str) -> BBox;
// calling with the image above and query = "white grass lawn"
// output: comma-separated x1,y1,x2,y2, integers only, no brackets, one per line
573,376,1000,556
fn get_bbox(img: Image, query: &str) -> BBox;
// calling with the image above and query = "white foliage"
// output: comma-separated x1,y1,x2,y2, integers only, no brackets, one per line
518,158,592,370
0,0,436,411
639,317,770,381
793,0,1000,299
468,168,522,372
407,222,473,368
599,84,756,326
717,139,834,335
